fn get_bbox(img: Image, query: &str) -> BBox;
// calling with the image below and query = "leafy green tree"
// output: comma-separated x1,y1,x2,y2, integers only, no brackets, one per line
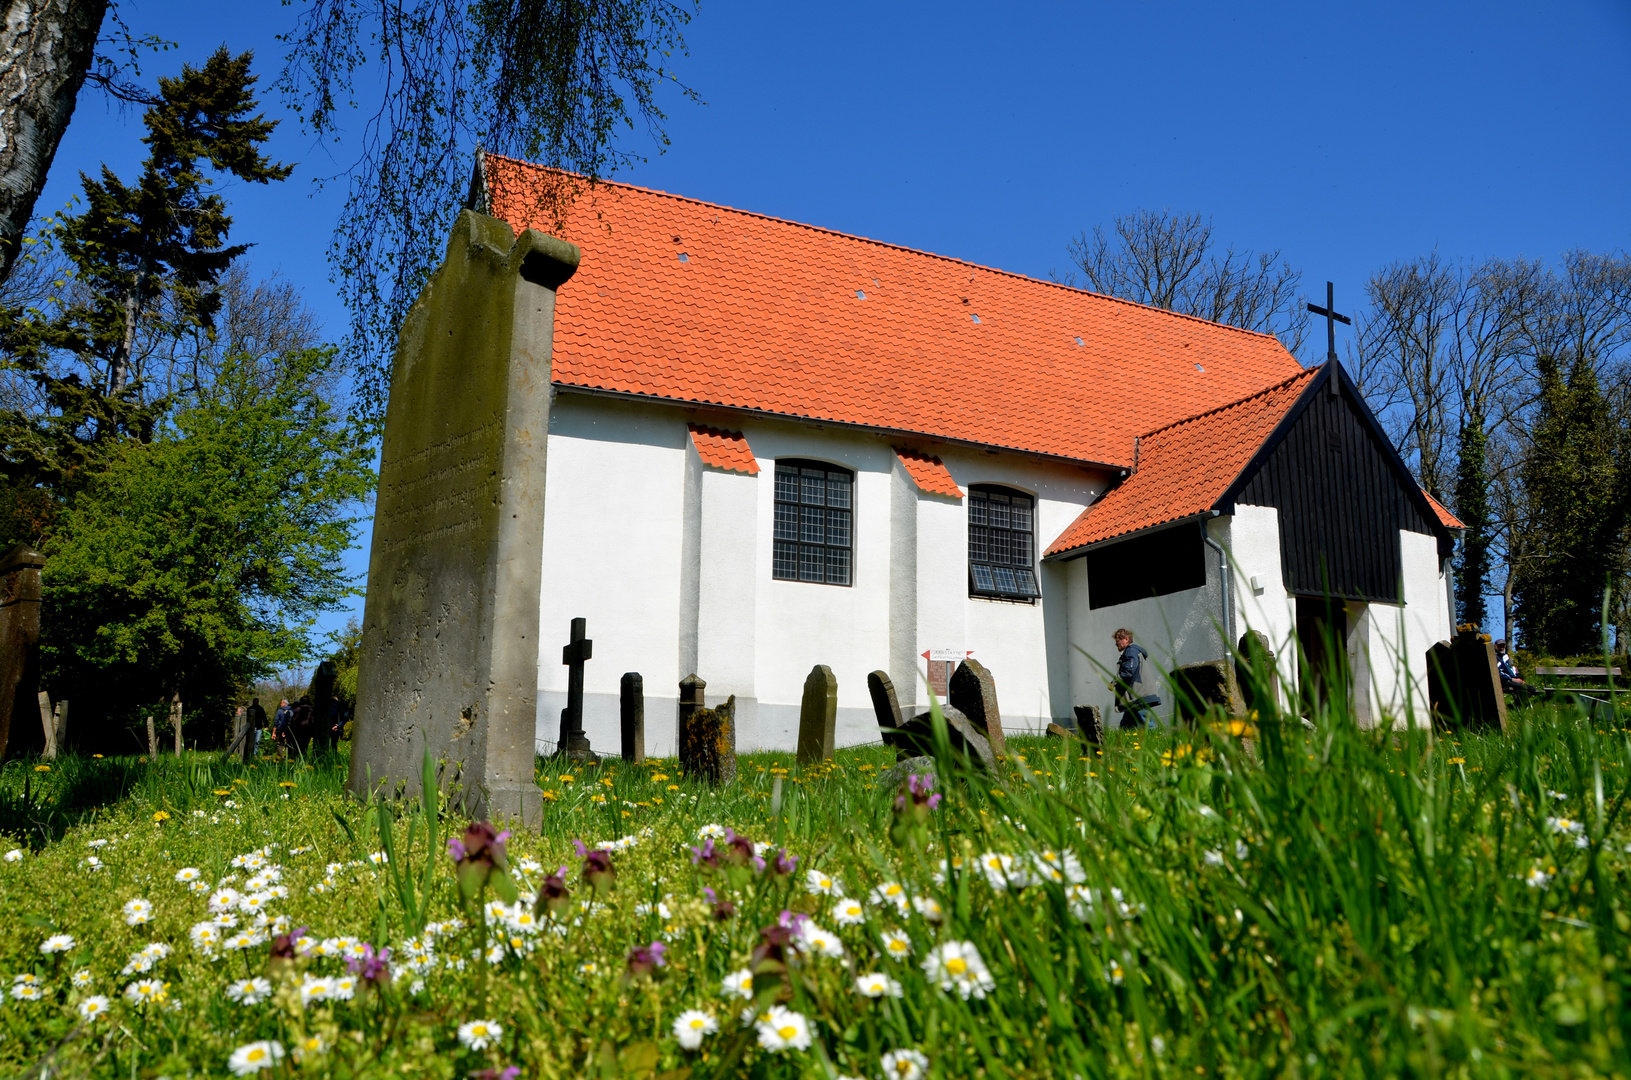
1453,414,1491,627
1513,354,1628,654
41,347,373,738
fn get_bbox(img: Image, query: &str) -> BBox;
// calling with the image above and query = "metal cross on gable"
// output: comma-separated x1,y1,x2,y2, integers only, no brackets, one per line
1307,281,1351,397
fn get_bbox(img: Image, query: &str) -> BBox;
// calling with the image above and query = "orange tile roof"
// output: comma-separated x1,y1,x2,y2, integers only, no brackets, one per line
894,447,962,498
687,424,760,474
1045,368,1318,556
483,156,1305,468
1420,490,1465,530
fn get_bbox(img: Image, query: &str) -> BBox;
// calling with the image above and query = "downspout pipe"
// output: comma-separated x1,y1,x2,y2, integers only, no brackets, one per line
1202,512,1234,657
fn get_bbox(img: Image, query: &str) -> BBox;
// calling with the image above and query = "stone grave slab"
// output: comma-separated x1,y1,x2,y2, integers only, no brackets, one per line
949,658,1005,757
796,664,837,765
620,672,644,763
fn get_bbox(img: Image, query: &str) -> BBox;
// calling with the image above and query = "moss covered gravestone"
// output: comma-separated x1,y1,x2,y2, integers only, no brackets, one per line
351,211,580,826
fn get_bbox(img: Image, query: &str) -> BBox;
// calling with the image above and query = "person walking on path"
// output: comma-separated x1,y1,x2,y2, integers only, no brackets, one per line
290,696,315,755
245,698,268,756
1113,629,1159,729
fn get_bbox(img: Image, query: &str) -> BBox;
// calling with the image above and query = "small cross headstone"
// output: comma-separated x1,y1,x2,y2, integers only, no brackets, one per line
796,664,837,765
0,544,45,760
620,672,645,763
949,659,1005,757
867,670,905,751
678,676,735,784
555,617,599,762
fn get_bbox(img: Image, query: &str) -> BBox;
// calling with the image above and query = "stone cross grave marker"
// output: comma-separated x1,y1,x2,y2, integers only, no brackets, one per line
867,670,904,752
678,675,736,784
0,544,45,759
620,672,644,763
350,211,581,827
171,693,183,756
797,664,837,765
555,617,599,762
949,658,1006,757
145,715,157,757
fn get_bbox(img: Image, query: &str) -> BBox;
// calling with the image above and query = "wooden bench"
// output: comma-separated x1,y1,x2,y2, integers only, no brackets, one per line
1535,666,1621,678
1530,667,1621,721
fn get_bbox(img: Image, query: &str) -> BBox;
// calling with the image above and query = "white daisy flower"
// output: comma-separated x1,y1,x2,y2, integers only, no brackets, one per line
1031,849,1086,884
227,1040,284,1075
697,824,727,840
457,1019,502,1050
577,960,600,977
868,881,910,912
82,855,104,871
911,896,944,923
224,930,266,951
1234,840,1249,860
805,868,843,895
238,892,274,915
798,922,844,958
880,1048,930,1079
368,851,388,865
720,968,754,999
1525,867,1553,889
13,973,40,987
854,972,903,998
1203,850,1225,867
40,933,75,954
922,941,995,1000
1107,959,1125,985
294,1034,327,1061
188,880,210,895
212,911,240,929
78,995,111,1021
123,978,168,1005
672,1009,718,1050
879,929,913,960
977,852,1021,891
4,849,22,862
208,888,241,914
121,898,154,926
299,976,334,1004
1066,884,1094,923
71,969,93,989
330,975,358,1001
174,867,201,883
226,977,272,1005
11,982,43,1001
1547,817,1585,836
755,1006,812,1052
515,856,543,875
831,897,867,926
87,839,109,849
189,921,222,953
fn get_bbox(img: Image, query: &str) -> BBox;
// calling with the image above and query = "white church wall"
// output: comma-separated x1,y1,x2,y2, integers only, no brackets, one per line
1355,529,1450,727
1225,504,1298,707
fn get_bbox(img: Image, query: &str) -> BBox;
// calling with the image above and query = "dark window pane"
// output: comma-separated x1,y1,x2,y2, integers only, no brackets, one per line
826,546,850,585
992,566,1018,594
969,525,988,563
773,541,799,580
990,499,1010,530
969,495,988,526
799,544,824,582
989,530,1010,565
826,509,851,548
801,469,826,505
971,564,995,592
776,467,800,504
1011,531,1032,565
800,506,824,544
1010,497,1032,532
1016,568,1040,597
826,473,851,509
774,502,799,542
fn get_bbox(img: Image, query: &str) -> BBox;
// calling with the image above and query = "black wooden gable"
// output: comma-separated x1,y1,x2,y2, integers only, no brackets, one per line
1218,363,1452,604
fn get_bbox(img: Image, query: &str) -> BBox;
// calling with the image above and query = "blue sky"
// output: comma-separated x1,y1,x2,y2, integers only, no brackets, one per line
36,0,1631,651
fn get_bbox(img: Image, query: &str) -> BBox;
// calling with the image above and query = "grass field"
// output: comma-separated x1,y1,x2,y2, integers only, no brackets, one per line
1,698,1628,1079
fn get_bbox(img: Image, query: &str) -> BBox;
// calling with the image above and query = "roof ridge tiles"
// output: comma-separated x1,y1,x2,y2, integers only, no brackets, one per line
483,155,1287,345
1135,364,1320,441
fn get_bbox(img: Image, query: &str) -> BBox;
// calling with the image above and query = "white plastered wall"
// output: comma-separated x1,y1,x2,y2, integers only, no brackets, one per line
1224,503,1298,708
1346,529,1451,728
536,392,1107,755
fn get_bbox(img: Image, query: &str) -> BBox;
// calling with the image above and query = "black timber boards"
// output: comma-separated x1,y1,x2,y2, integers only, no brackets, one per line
1231,369,1439,603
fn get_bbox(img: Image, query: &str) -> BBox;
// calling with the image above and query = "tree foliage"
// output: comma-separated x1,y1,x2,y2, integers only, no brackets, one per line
1058,209,1308,354
279,0,697,425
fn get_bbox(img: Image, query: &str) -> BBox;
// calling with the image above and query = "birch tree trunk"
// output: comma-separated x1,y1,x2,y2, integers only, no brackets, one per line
0,0,107,282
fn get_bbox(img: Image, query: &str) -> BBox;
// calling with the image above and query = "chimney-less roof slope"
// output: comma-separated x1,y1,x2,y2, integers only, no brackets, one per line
484,156,1305,468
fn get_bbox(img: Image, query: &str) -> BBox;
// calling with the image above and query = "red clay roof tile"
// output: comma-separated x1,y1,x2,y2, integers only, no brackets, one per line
1045,367,1318,556
484,157,1306,469
1420,490,1465,530
687,424,760,475
894,448,963,499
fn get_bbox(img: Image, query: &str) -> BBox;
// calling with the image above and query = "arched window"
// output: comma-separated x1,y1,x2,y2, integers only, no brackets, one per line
773,459,853,586
969,486,1039,600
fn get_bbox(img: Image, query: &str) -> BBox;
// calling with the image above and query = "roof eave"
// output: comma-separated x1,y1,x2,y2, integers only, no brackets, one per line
1042,511,1218,563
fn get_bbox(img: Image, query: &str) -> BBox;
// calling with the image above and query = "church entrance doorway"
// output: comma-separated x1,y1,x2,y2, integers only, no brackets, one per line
1295,595,1348,715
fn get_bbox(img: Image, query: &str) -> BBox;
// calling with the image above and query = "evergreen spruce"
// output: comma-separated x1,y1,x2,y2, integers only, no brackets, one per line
1453,414,1491,628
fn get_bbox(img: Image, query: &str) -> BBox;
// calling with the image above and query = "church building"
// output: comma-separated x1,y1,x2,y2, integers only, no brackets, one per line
432,155,1462,758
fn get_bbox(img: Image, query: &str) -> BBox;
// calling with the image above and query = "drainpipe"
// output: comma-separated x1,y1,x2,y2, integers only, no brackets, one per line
1202,512,1234,656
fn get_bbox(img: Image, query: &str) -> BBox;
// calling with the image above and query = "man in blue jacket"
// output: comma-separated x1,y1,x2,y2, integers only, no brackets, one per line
1113,629,1158,728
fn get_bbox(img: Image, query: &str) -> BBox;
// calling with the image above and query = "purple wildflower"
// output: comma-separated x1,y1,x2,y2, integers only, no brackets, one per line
573,839,616,895
624,940,668,981
346,944,392,986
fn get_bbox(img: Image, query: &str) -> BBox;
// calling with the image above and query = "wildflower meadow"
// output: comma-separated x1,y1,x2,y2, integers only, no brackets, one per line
1,696,1628,1078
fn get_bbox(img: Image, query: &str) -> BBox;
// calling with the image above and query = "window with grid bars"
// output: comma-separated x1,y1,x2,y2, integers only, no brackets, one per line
773,460,853,586
969,486,1040,600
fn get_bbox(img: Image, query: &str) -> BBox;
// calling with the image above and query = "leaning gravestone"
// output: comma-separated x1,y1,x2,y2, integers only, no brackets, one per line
679,679,736,785
867,670,906,752
1072,705,1104,744
1427,629,1507,732
0,544,45,760
1173,660,1244,724
949,658,1006,757
351,211,580,826
1235,629,1280,715
620,673,645,763
796,664,837,765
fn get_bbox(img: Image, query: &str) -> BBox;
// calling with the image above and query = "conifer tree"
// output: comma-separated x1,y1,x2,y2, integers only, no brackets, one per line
1453,414,1491,627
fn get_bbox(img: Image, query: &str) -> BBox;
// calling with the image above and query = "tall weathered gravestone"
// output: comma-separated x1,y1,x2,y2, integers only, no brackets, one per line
0,544,45,760
678,675,736,784
1427,628,1508,732
1235,630,1280,715
949,658,1006,757
351,211,580,825
620,673,644,763
796,664,837,765
868,669,992,770
310,660,338,747
867,670,905,751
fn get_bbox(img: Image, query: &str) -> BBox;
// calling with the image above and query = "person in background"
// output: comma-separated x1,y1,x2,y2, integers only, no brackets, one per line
274,698,292,744
1494,640,1536,700
245,697,268,756
1113,628,1158,728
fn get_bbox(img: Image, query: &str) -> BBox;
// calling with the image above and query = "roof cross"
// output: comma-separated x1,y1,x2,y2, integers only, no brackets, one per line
1307,281,1351,398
